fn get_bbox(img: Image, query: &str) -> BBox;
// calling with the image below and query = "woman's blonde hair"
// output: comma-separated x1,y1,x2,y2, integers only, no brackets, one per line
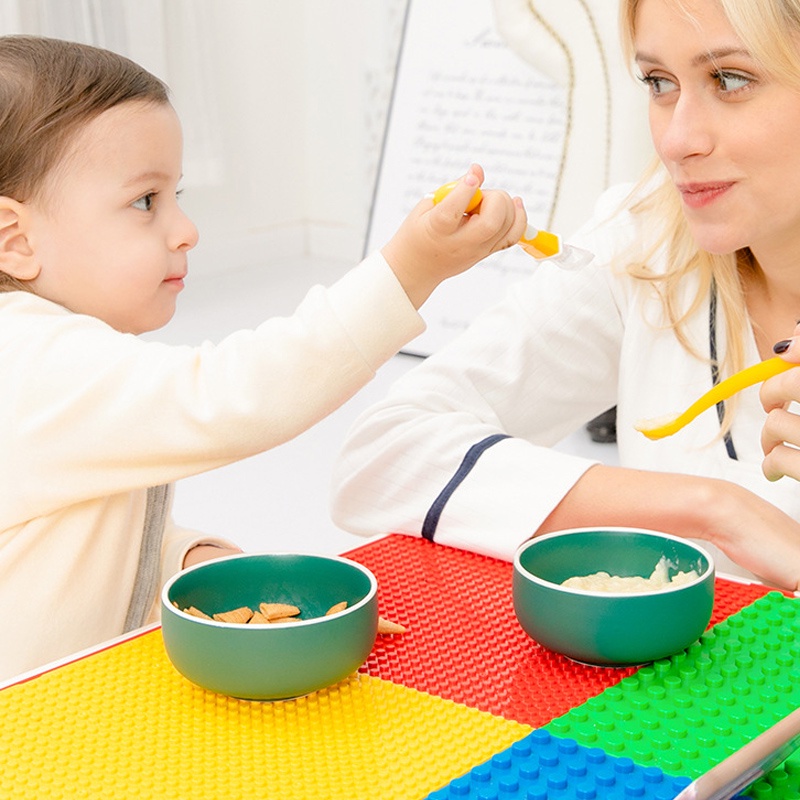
0,35,169,293
618,0,800,431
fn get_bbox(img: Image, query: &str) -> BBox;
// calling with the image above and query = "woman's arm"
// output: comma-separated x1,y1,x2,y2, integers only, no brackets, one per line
331,259,626,560
540,464,800,591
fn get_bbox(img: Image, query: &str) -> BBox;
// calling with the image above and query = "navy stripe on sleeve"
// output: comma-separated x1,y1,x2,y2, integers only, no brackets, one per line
421,434,511,541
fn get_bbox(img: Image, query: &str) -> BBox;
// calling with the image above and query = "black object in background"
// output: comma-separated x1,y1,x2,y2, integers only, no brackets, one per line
586,407,617,444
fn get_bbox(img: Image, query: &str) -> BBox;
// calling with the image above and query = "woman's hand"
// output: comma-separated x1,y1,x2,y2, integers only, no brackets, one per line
761,322,800,481
706,480,800,591
538,464,800,591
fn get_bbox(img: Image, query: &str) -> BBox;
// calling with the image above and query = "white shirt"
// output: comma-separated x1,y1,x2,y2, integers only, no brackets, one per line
331,186,800,580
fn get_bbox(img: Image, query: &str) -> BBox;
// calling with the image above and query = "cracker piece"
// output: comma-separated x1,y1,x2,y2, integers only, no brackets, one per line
184,606,212,620
213,606,254,624
248,610,271,624
377,616,407,635
259,602,301,620
269,616,302,624
325,601,348,616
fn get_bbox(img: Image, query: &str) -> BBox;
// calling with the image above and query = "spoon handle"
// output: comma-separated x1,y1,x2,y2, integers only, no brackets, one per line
639,357,795,440
432,181,593,268
673,705,800,800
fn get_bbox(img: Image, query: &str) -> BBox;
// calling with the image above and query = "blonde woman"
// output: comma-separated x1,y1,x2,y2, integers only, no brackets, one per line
332,0,800,591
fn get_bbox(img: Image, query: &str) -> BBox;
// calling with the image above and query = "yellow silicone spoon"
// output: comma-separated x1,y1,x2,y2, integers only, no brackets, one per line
432,181,593,269
635,356,796,440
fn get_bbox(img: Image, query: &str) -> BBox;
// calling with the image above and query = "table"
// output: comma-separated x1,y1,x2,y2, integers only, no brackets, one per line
1,535,798,799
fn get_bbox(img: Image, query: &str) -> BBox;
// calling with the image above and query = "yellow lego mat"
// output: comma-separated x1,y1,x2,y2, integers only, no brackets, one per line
0,629,531,799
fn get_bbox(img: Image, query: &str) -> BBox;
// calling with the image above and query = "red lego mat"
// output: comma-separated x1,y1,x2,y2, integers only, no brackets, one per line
347,535,774,728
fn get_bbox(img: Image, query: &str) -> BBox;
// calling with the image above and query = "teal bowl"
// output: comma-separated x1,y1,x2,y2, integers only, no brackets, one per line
161,553,378,700
513,527,715,666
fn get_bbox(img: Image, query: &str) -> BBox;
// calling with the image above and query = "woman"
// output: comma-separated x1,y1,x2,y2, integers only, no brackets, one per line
331,0,800,591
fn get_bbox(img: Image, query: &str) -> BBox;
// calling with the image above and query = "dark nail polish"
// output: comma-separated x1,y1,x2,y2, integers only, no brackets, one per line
773,339,792,354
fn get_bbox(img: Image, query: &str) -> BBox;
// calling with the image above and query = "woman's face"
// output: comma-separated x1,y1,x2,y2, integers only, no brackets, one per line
635,0,800,265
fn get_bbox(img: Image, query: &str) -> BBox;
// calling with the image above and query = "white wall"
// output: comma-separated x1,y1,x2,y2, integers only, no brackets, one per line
302,1,406,262
169,1,310,276
0,0,406,277
2,0,648,278
169,0,406,278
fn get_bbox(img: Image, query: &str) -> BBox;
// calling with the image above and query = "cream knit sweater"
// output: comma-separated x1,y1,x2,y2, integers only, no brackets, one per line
0,253,423,680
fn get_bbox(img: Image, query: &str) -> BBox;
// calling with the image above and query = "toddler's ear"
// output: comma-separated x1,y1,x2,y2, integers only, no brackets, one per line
0,197,39,281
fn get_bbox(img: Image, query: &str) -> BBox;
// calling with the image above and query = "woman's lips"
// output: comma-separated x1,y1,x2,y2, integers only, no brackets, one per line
677,181,734,209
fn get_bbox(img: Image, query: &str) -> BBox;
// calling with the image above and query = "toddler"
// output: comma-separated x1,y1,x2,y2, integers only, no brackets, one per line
0,35,526,679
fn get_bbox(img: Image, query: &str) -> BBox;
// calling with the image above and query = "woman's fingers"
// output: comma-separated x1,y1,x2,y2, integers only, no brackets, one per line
762,407,800,480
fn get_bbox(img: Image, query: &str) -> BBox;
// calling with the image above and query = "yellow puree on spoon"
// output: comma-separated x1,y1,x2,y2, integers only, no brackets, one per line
635,356,795,440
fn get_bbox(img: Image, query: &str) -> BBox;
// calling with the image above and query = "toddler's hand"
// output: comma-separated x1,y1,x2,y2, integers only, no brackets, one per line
183,543,243,569
381,164,527,308
761,322,800,481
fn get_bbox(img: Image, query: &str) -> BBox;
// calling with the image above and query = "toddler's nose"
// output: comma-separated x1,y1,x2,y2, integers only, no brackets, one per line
171,208,199,251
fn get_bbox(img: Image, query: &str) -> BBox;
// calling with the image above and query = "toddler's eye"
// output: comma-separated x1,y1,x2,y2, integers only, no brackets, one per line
132,192,156,211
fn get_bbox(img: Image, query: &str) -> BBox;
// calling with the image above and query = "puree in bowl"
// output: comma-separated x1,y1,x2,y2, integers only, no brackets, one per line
561,555,699,593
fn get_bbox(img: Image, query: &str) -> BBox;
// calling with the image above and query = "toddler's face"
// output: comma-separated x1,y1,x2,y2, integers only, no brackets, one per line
25,100,198,334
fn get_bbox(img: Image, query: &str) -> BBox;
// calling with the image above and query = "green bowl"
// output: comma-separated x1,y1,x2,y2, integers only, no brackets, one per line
513,527,715,666
161,552,378,700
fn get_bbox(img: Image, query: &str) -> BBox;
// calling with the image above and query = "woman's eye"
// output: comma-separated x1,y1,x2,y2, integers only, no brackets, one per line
715,70,752,93
640,74,678,96
132,193,156,211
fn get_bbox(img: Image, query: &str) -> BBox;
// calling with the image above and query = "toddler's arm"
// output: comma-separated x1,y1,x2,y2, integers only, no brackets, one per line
381,164,527,309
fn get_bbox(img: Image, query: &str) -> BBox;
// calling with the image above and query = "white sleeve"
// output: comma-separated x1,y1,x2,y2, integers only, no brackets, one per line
331,191,636,561
1,252,424,527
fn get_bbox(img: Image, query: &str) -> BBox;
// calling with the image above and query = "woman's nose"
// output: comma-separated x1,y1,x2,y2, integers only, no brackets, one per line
655,92,716,164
